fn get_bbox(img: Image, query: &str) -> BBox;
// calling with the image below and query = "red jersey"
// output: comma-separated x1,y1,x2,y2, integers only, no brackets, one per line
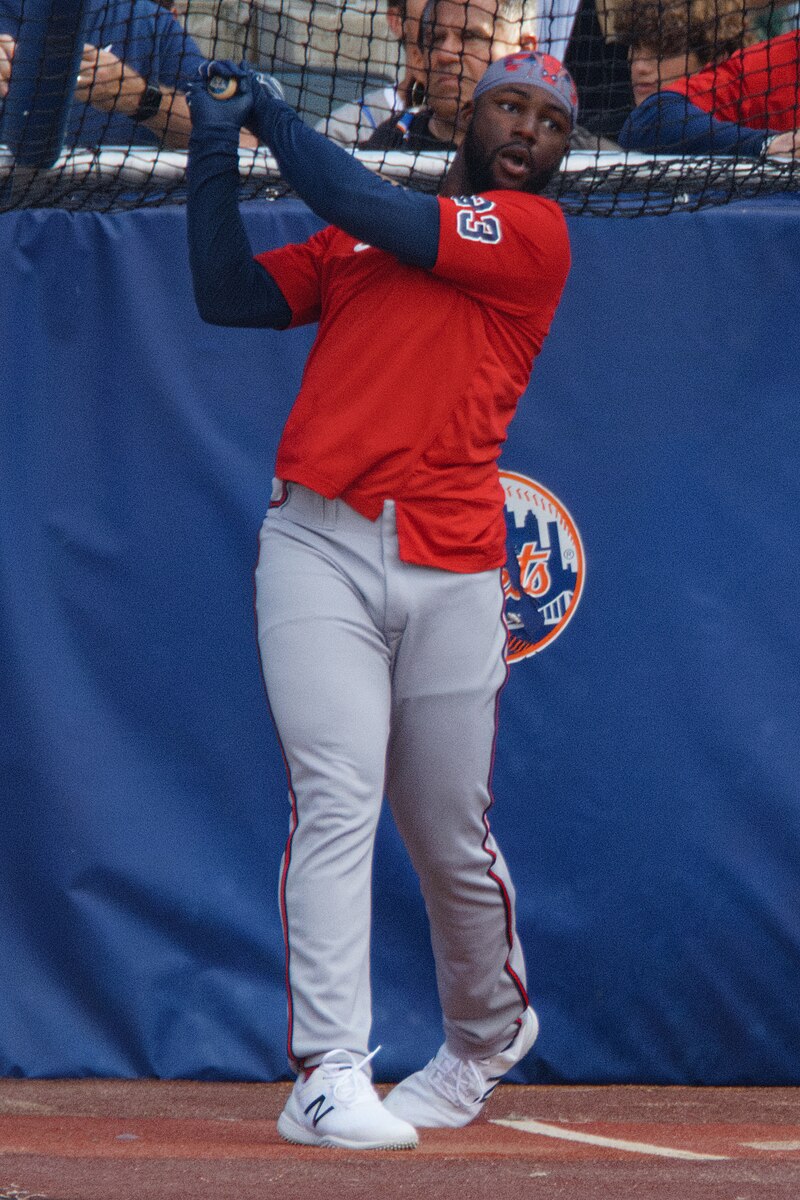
256,190,570,573
666,31,800,132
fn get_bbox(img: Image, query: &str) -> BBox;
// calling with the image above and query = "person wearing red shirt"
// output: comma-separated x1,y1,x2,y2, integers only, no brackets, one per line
618,29,800,156
187,50,575,1151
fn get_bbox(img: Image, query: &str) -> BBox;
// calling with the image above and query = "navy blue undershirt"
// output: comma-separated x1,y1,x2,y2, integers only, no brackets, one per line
187,92,441,329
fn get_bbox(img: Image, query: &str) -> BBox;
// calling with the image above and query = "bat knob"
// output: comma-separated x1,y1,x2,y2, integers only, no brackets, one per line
207,74,238,101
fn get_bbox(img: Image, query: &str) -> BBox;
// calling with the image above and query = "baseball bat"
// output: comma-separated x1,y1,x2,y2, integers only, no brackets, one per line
207,71,238,101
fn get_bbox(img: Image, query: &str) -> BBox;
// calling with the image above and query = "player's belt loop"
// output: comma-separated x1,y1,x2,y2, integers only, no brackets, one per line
321,497,337,531
268,478,289,509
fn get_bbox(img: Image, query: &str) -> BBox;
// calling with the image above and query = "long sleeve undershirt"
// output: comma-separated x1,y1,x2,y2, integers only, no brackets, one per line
187,94,441,329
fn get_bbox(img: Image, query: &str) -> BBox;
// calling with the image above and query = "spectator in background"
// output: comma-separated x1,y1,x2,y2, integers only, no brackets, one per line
317,0,429,145
612,0,756,108
364,0,618,151
363,0,539,150
0,0,205,148
578,0,792,139
618,26,800,156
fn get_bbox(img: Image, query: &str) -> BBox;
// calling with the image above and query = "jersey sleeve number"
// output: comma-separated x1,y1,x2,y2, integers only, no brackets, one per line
456,209,502,244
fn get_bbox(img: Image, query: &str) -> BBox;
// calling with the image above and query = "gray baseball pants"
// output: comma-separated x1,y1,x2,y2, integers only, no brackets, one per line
255,482,529,1069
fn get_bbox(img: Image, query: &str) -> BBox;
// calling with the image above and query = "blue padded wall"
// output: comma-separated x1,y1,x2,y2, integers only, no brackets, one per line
1,197,798,1083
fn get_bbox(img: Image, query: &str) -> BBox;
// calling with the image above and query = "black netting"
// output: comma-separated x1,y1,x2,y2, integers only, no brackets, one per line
1,0,798,214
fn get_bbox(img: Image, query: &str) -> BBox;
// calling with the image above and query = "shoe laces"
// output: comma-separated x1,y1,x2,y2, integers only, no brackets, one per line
317,1046,381,1105
426,1046,487,1107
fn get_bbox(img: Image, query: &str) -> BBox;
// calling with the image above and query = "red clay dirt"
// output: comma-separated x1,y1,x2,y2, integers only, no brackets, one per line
1,1080,799,1199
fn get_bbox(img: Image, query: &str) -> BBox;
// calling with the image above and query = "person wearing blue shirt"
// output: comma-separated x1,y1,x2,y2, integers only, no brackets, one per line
0,0,205,147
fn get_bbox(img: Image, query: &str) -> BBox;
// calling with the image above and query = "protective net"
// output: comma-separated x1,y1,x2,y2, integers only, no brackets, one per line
0,0,798,215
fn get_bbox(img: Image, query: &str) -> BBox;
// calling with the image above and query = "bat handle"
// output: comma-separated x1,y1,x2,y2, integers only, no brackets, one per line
207,73,238,101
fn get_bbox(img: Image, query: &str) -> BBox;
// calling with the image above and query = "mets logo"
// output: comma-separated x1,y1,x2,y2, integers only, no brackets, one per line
501,469,585,663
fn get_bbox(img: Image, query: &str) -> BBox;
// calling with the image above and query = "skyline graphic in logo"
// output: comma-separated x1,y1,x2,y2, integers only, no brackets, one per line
500,469,585,663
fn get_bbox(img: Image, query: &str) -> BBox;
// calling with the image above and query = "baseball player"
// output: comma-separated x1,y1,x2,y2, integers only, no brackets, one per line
186,49,576,1151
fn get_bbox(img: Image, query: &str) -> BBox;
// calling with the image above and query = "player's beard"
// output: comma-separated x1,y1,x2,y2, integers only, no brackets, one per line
462,122,560,195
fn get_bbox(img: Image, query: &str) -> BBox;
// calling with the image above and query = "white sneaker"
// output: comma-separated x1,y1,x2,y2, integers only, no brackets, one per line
383,1007,539,1128
277,1047,419,1150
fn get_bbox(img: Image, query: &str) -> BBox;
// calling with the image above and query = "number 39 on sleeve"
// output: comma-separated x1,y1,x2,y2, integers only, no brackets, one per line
453,198,502,244
457,210,502,243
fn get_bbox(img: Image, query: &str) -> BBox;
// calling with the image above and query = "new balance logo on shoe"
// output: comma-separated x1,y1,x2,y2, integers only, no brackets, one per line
304,1094,334,1126
277,1048,419,1150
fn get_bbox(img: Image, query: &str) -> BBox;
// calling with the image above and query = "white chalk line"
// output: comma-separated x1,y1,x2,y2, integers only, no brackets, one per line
743,1140,800,1151
491,1118,730,1160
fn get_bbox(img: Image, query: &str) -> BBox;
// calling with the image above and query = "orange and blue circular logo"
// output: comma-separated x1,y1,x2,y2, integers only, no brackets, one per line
500,469,585,663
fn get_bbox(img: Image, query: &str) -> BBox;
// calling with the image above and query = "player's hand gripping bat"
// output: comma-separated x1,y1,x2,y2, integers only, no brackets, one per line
187,61,284,138
203,61,284,104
